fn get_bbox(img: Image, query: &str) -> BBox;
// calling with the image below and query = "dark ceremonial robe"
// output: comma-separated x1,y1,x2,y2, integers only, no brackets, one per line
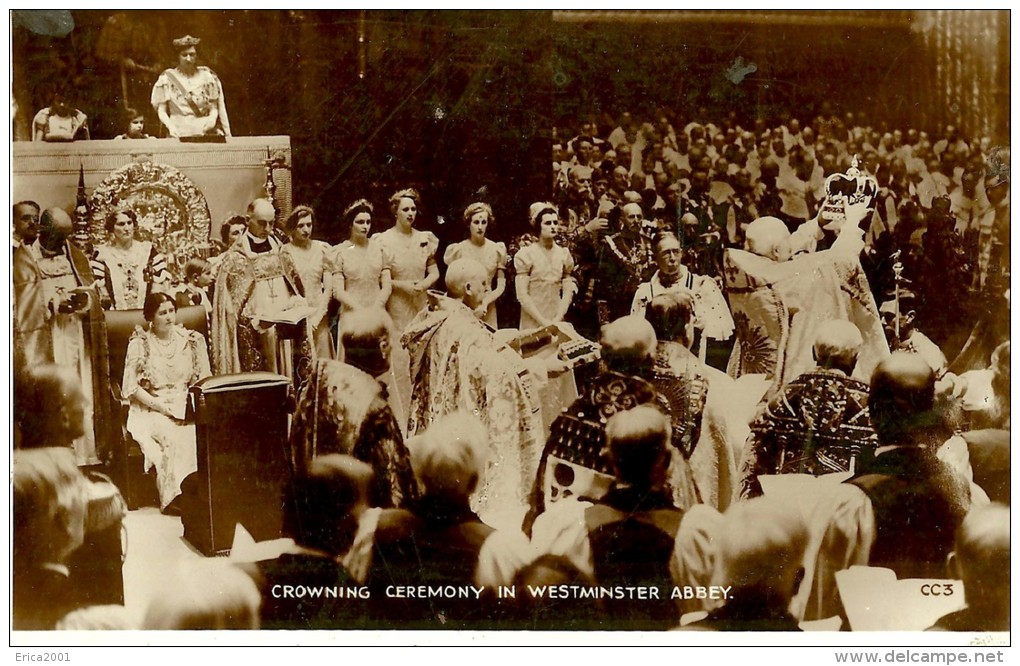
739,368,877,499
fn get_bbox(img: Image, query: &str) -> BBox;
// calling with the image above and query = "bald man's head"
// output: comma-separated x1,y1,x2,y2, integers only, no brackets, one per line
605,405,671,487
39,208,73,253
600,315,656,374
445,258,489,309
246,198,276,239
745,216,791,262
868,352,936,443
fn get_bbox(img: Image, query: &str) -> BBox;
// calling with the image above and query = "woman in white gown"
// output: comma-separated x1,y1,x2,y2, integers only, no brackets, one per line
514,202,577,330
333,198,403,422
123,292,211,510
513,202,579,435
281,205,335,359
332,199,392,317
373,189,439,430
442,202,507,327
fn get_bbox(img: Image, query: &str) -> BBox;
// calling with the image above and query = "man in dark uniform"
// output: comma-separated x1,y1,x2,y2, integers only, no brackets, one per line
569,201,656,343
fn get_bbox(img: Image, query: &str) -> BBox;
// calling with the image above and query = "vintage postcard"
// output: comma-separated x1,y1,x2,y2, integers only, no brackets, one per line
8,8,1011,654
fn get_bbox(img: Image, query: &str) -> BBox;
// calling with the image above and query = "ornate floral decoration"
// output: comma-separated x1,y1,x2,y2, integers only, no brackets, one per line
88,160,212,283
732,310,777,377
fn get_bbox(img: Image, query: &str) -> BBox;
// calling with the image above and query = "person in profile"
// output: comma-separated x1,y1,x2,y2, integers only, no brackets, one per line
530,405,689,630
366,411,531,630
928,503,1010,632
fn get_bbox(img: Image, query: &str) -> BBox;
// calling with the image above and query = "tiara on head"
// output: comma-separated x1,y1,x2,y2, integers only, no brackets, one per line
463,201,494,224
528,201,557,227
389,188,420,204
173,35,201,48
344,198,374,218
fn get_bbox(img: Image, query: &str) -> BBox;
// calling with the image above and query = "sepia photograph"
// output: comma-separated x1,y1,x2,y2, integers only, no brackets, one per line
7,8,1011,651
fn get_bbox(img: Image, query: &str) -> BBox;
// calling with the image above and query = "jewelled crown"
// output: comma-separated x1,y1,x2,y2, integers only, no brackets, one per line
823,155,879,207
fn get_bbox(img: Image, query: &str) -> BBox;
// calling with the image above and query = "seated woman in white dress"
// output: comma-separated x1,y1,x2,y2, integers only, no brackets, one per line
443,202,507,327
123,292,211,511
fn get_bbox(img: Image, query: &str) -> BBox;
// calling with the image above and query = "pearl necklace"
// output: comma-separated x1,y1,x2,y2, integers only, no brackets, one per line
150,330,180,368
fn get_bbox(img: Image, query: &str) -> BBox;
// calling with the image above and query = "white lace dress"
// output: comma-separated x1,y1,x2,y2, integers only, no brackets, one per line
123,325,211,508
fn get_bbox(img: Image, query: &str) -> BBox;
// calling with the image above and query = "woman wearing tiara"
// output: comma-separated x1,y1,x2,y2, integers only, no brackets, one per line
372,188,439,430
333,199,392,319
333,199,406,421
95,208,171,310
281,205,335,359
151,35,231,138
443,202,507,328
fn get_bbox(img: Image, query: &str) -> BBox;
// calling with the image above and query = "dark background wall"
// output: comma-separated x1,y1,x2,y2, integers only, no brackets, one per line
12,10,553,247
11,10,1008,245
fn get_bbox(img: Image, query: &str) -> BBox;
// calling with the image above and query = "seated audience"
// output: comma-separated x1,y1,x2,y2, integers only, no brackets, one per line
253,455,373,629
17,365,90,451
143,561,260,630
532,405,721,630
803,353,976,620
